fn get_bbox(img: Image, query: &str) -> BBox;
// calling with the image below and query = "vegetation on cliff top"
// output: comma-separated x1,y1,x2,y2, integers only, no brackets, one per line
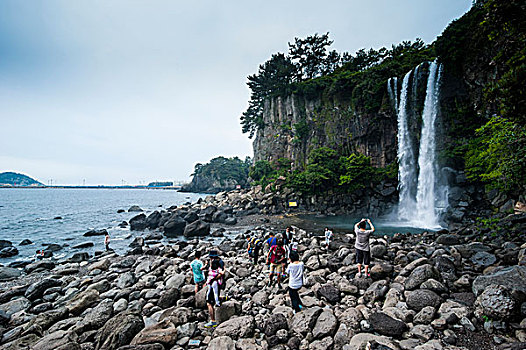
243,0,526,197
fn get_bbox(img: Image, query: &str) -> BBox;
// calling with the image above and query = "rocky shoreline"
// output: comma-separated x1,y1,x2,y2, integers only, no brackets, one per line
1,190,526,350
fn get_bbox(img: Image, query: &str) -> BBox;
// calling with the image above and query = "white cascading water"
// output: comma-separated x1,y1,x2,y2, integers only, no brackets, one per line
390,59,446,229
387,77,398,113
396,70,416,221
414,60,443,228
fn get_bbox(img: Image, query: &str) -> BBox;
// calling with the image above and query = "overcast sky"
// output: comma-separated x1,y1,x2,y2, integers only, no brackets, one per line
0,0,471,185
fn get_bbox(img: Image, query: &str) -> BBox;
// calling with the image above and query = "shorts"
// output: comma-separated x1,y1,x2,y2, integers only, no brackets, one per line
270,263,283,275
195,280,205,290
355,248,371,265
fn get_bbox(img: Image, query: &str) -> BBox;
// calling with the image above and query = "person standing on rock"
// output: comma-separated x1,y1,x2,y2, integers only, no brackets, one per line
286,250,304,312
266,238,286,289
204,257,224,328
247,236,263,265
324,227,333,250
104,232,110,251
265,233,277,268
354,218,375,278
190,251,205,294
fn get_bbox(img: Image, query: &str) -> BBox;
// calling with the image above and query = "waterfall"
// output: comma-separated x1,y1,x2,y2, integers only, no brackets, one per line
396,70,417,221
387,77,398,113
391,59,446,229
414,60,443,228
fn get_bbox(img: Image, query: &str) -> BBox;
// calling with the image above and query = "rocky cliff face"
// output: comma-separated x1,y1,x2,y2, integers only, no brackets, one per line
253,94,397,169
180,175,245,194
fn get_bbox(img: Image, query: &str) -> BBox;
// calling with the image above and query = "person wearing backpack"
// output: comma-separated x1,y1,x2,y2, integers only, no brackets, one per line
248,237,263,265
266,238,286,289
286,250,304,312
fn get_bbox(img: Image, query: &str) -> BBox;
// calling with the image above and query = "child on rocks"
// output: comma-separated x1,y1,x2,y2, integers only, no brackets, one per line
324,227,333,250
190,251,205,294
286,250,304,312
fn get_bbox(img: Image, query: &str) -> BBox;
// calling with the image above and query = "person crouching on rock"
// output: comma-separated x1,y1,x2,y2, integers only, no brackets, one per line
266,238,286,289
204,258,224,328
190,251,205,294
286,250,304,312
354,218,375,278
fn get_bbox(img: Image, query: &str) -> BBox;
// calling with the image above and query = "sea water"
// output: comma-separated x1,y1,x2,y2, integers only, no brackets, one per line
0,188,204,263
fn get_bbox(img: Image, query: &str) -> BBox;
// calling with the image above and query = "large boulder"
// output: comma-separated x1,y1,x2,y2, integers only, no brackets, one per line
145,211,162,229
0,246,18,258
404,264,440,290
130,214,147,231
290,306,323,336
475,284,524,320
0,297,30,317
213,315,255,339
84,229,109,237
0,240,12,249
73,299,114,333
25,278,63,301
264,313,288,336
346,333,400,350
66,289,100,315
130,319,178,348
406,289,441,312
471,251,497,268
369,312,408,337
207,336,235,350
183,220,210,237
472,266,526,295
436,234,462,246
95,312,145,350
312,309,338,339
24,260,56,273
32,330,79,350
162,215,186,236
316,284,340,303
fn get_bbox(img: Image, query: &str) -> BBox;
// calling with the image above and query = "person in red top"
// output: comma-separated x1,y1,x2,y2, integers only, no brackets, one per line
266,238,286,289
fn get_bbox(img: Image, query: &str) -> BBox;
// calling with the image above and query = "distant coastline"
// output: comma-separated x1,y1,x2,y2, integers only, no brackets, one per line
0,185,183,190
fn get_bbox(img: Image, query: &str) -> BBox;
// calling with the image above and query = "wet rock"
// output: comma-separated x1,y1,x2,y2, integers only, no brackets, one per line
0,246,19,258
19,239,33,245
84,229,109,237
24,260,56,273
163,215,186,236
183,220,210,237
0,239,13,249
369,311,408,337
70,252,90,262
128,205,143,212
436,234,462,246
145,211,162,230
130,214,147,231
0,297,30,317
471,251,497,267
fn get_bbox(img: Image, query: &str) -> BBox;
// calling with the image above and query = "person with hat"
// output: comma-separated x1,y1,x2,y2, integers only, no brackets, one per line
204,250,225,328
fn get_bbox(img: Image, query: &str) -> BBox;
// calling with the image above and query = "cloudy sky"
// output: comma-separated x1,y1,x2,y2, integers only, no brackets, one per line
0,0,471,185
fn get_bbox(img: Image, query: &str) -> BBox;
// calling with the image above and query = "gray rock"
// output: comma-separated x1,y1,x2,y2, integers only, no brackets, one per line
0,246,19,258
364,280,389,303
471,251,497,267
128,205,143,212
0,267,22,281
290,306,323,336
316,284,340,303
369,312,408,337
0,297,30,317
66,289,100,315
84,229,108,237
116,272,136,289
207,336,235,350
163,215,186,236
406,289,441,312
472,266,526,296
25,278,62,301
371,245,387,258
312,309,338,339
436,234,462,246
32,330,79,350
213,315,254,339
95,312,145,350
183,220,210,237
404,265,440,290
129,214,147,231
73,299,114,333
413,306,436,325
130,319,178,348
264,312,288,336
475,284,523,320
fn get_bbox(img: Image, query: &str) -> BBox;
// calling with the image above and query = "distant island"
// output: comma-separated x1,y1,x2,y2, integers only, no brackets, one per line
0,172,44,187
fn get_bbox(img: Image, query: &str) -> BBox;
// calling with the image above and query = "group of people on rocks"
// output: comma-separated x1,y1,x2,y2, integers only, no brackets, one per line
190,218,375,328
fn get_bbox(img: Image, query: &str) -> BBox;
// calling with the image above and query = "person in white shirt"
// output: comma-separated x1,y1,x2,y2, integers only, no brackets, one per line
286,250,304,312
324,227,333,250
354,218,375,278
